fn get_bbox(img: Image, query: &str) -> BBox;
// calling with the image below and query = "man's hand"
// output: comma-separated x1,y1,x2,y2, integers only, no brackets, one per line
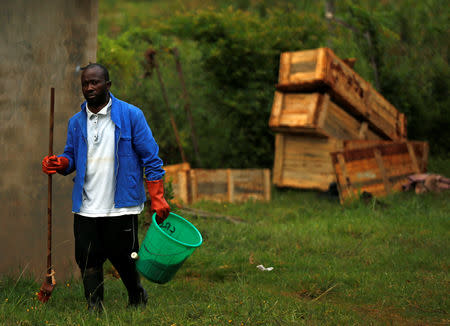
42,155,69,175
146,179,170,224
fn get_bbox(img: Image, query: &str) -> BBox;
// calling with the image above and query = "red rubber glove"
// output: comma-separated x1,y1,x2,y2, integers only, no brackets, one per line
146,179,170,224
42,155,69,175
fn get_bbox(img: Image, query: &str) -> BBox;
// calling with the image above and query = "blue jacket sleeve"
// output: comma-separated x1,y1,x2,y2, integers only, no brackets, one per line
59,120,76,175
131,108,165,181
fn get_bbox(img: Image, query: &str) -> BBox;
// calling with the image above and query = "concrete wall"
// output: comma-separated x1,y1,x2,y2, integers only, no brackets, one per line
0,0,98,280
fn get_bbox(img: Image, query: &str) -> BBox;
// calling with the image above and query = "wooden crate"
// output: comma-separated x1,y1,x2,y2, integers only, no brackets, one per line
342,139,429,173
276,48,406,140
269,92,382,140
271,133,428,193
165,166,271,204
330,141,429,203
273,133,344,191
190,169,271,203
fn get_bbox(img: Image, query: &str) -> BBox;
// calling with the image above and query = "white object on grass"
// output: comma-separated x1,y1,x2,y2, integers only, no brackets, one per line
256,264,274,271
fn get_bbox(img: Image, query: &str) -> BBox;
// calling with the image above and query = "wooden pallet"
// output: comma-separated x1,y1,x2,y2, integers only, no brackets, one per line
269,92,383,140
164,166,271,204
330,141,429,203
276,48,406,140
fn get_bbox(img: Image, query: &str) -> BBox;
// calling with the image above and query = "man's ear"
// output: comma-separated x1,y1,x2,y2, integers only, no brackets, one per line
106,80,112,90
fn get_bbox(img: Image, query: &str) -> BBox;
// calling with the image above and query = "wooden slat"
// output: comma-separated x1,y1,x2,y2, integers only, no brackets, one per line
227,169,234,203
343,140,391,150
315,93,328,130
358,122,368,139
190,169,198,203
232,169,269,202
323,99,379,140
278,52,292,85
337,153,352,199
177,171,189,204
364,105,397,140
273,134,285,185
331,141,428,203
374,148,391,194
264,169,271,201
269,91,284,128
316,47,328,80
194,169,228,202
406,143,421,174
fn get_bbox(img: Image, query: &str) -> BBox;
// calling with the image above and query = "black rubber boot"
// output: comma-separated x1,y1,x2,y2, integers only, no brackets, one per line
128,284,148,308
82,267,104,312
111,258,148,308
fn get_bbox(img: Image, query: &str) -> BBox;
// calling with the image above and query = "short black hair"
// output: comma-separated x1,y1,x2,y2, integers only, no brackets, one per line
81,63,110,81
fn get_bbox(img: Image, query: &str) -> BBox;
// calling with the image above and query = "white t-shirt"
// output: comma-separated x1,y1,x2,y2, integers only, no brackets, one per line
77,98,144,217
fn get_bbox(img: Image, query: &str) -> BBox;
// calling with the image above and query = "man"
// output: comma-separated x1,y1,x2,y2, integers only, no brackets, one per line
41,63,170,311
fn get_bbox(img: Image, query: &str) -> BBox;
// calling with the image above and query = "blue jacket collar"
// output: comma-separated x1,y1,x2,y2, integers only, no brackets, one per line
80,92,121,129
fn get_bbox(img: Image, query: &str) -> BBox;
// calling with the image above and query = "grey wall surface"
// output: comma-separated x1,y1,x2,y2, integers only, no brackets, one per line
0,0,98,280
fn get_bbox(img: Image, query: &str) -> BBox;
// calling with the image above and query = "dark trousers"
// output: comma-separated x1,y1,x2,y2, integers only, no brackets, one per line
74,214,144,306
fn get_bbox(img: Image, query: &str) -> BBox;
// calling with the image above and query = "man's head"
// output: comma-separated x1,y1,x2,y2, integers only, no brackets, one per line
81,63,111,110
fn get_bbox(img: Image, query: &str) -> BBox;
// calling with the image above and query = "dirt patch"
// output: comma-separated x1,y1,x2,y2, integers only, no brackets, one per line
281,291,444,325
353,304,445,326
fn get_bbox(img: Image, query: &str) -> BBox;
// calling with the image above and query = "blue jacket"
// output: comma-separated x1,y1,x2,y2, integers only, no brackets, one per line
60,93,165,212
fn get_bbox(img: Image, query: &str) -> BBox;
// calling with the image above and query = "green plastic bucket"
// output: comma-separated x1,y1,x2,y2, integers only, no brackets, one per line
136,212,202,284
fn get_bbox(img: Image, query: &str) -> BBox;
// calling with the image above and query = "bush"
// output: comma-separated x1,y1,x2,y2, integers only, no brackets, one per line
97,8,327,168
162,8,327,167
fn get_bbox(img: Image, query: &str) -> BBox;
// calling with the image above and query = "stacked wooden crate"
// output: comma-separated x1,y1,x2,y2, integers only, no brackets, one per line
270,47,427,201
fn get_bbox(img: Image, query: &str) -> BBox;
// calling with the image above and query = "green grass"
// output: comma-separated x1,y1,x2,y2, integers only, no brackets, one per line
1,180,449,325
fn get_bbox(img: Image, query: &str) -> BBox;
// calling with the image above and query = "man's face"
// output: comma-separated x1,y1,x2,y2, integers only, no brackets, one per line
81,66,111,106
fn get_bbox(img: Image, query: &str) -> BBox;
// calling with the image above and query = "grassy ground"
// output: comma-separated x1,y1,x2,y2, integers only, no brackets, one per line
1,171,449,325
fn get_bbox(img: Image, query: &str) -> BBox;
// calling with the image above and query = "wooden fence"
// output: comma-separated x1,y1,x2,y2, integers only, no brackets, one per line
164,165,271,204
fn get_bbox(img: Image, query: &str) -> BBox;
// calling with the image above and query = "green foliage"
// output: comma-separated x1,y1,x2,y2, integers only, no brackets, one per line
97,0,449,169
374,1,450,155
161,9,326,167
97,7,327,168
329,1,450,156
97,27,202,164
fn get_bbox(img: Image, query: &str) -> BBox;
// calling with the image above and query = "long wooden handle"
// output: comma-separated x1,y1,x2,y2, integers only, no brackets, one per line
46,87,54,280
